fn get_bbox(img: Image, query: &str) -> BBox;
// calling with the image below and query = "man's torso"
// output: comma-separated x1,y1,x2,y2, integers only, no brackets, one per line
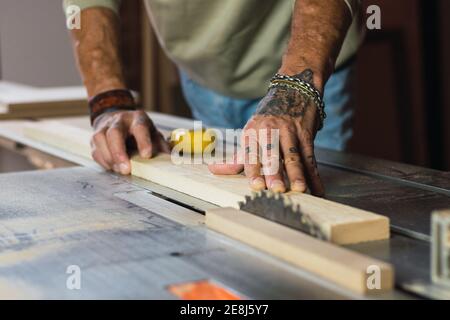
65,0,363,98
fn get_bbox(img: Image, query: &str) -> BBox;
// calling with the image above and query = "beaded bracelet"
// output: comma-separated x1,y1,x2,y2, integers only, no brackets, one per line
269,74,326,130
88,89,140,126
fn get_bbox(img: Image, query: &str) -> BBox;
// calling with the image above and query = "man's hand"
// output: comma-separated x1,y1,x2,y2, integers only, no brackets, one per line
91,110,170,175
68,8,170,174
244,78,324,196
209,70,324,196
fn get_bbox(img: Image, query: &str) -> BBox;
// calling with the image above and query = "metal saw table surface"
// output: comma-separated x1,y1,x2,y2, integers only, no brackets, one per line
0,167,368,299
0,114,449,299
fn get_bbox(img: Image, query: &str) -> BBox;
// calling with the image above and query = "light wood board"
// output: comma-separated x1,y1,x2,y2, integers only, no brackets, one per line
0,83,88,119
23,117,390,245
206,207,394,295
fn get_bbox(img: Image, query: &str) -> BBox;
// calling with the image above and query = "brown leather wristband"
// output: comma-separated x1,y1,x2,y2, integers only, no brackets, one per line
88,89,139,126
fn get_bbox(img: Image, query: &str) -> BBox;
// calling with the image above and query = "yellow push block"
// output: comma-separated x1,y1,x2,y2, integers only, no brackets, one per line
170,129,216,155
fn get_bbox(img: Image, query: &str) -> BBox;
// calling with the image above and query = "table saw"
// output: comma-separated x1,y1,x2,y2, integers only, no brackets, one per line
0,113,449,299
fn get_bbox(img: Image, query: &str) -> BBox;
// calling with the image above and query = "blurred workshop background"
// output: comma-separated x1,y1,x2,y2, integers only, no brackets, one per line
0,0,449,171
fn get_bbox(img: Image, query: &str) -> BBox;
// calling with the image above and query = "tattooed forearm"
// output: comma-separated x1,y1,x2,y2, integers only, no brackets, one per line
256,69,316,117
278,0,352,91
255,86,314,117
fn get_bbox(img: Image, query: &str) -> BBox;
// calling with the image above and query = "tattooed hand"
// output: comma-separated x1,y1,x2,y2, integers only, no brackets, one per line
209,69,325,197
91,110,170,174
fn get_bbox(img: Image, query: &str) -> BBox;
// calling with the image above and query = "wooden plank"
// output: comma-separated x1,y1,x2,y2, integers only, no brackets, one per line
22,118,390,245
24,121,91,159
0,84,88,119
132,156,390,244
206,207,394,295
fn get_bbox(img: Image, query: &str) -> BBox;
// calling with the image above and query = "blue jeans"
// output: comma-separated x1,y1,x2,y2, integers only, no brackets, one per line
179,65,355,151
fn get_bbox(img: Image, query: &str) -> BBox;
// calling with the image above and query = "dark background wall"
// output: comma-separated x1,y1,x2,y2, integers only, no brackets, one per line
438,0,450,171
350,0,449,171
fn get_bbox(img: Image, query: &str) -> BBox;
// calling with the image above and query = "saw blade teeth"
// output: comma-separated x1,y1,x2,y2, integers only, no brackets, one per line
237,189,326,240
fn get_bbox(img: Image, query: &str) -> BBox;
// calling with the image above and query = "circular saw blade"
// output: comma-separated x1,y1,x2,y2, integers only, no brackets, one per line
238,191,326,240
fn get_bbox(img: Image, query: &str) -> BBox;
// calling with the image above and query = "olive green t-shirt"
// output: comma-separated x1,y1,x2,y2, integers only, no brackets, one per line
64,0,363,98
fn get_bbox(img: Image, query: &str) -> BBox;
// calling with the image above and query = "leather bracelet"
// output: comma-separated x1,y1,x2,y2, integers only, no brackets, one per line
88,89,139,126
